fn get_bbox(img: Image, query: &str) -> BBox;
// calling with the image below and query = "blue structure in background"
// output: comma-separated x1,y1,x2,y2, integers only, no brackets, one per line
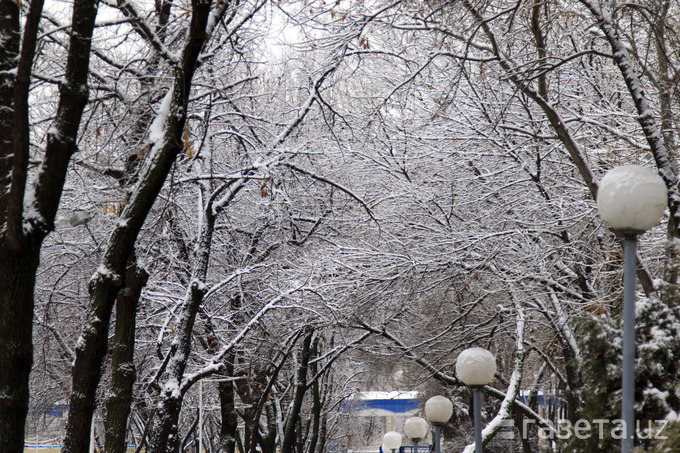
44,404,69,417
517,393,566,407
339,391,420,417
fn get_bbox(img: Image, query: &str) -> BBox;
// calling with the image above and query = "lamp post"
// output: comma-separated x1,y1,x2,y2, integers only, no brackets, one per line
383,431,402,453
456,347,497,453
597,165,667,453
403,417,428,453
425,396,453,453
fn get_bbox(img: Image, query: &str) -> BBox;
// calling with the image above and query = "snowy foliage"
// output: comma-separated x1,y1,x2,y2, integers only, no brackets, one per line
4,0,680,452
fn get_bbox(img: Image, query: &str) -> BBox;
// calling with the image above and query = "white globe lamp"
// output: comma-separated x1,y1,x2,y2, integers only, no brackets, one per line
403,416,428,453
383,431,402,453
597,165,666,233
455,347,496,387
403,416,428,441
425,396,453,453
425,396,453,424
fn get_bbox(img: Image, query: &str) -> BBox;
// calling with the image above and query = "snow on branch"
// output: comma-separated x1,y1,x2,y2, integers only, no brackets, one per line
548,291,581,359
181,285,305,393
207,58,345,214
103,0,179,64
284,163,377,224
306,331,372,388
148,88,173,144
460,0,599,201
203,264,266,302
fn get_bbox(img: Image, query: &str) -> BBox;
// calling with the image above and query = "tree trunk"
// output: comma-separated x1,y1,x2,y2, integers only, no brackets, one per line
0,247,39,453
218,356,238,453
104,260,149,453
0,0,96,448
307,339,321,453
317,413,328,453
281,329,314,453
145,278,210,453
0,0,19,226
63,0,214,449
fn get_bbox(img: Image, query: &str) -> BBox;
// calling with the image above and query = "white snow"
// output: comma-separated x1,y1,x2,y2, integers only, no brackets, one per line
149,89,173,143
163,378,182,400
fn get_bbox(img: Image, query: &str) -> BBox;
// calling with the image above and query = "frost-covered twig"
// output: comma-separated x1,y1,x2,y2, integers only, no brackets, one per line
181,287,301,394
103,0,179,65
284,163,377,224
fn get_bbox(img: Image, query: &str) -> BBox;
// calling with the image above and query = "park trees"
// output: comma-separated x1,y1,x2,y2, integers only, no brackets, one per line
0,0,100,450
5,0,680,451
334,0,680,449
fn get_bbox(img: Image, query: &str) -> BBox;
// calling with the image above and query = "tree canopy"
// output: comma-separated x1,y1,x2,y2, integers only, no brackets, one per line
2,0,680,452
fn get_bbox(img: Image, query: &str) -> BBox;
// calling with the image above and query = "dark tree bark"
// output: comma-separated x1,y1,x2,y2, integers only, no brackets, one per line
307,338,321,453
0,247,40,453
317,412,328,453
0,0,97,450
0,0,20,221
218,363,238,453
281,329,314,453
104,260,149,453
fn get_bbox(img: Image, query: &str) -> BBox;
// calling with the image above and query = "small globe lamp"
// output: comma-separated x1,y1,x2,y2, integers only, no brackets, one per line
383,431,402,453
456,347,496,453
403,416,428,453
425,396,453,453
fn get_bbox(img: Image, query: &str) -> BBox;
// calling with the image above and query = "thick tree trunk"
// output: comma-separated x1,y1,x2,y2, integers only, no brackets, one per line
317,413,328,453
104,260,149,453
0,247,39,453
260,402,278,453
63,274,122,453
0,4,25,451
281,329,313,453
0,0,19,224
0,0,95,449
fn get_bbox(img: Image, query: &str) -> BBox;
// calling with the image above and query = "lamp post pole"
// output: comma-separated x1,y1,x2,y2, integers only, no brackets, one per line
621,235,636,452
473,388,482,453
596,165,667,453
432,425,441,453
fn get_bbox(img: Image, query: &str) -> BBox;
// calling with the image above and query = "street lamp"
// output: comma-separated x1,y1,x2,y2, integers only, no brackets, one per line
425,396,453,453
383,431,402,453
403,416,428,453
597,165,667,453
456,347,497,453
